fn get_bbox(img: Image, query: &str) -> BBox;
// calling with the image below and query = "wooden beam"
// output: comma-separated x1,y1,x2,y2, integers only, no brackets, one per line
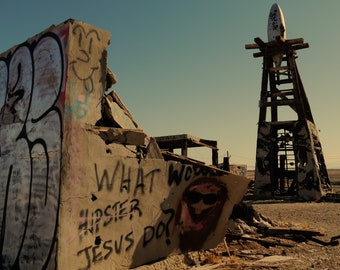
225,233,294,248
161,151,227,174
260,99,297,107
262,227,324,237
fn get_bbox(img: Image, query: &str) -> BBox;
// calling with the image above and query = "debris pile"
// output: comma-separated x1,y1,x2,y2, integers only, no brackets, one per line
227,202,339,248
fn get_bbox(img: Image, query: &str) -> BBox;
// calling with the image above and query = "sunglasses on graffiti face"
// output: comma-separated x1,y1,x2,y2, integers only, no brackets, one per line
184,191,218,205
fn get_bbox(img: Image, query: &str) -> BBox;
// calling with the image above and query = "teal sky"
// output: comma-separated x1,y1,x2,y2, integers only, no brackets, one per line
1,1,339,169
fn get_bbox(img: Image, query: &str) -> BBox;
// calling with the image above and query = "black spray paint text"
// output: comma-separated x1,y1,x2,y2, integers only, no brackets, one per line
77,231,134,270
143,208,175,247
79,199,141,235
94,161,161,195
168,163,223,187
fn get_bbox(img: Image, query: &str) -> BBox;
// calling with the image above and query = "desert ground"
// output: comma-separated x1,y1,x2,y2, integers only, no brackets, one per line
135,169,340,270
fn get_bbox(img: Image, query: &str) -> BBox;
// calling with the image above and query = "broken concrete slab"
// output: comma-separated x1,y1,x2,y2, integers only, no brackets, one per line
0,19,250,270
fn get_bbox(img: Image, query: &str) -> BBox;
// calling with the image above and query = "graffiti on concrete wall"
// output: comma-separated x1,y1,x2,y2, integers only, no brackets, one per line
133,161,248,268
66,24,102,120
0,19,249,270
255,120,332,200
0,31,66,269
295,120,332,198
72,157,240,269
254,121,272,197
174,177,228,251
75,159,164,269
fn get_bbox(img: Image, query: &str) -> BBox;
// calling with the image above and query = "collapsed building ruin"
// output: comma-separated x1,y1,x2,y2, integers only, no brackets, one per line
0,19,250,269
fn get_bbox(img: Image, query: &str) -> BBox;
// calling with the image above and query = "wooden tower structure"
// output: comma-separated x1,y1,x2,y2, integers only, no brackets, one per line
246,37,332,200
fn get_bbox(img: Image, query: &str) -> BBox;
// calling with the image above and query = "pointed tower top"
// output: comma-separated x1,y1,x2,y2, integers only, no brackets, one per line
267,3,286,42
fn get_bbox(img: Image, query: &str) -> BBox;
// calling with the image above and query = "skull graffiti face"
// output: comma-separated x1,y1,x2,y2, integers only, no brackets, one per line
175,177,228,251
183,182,222,223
